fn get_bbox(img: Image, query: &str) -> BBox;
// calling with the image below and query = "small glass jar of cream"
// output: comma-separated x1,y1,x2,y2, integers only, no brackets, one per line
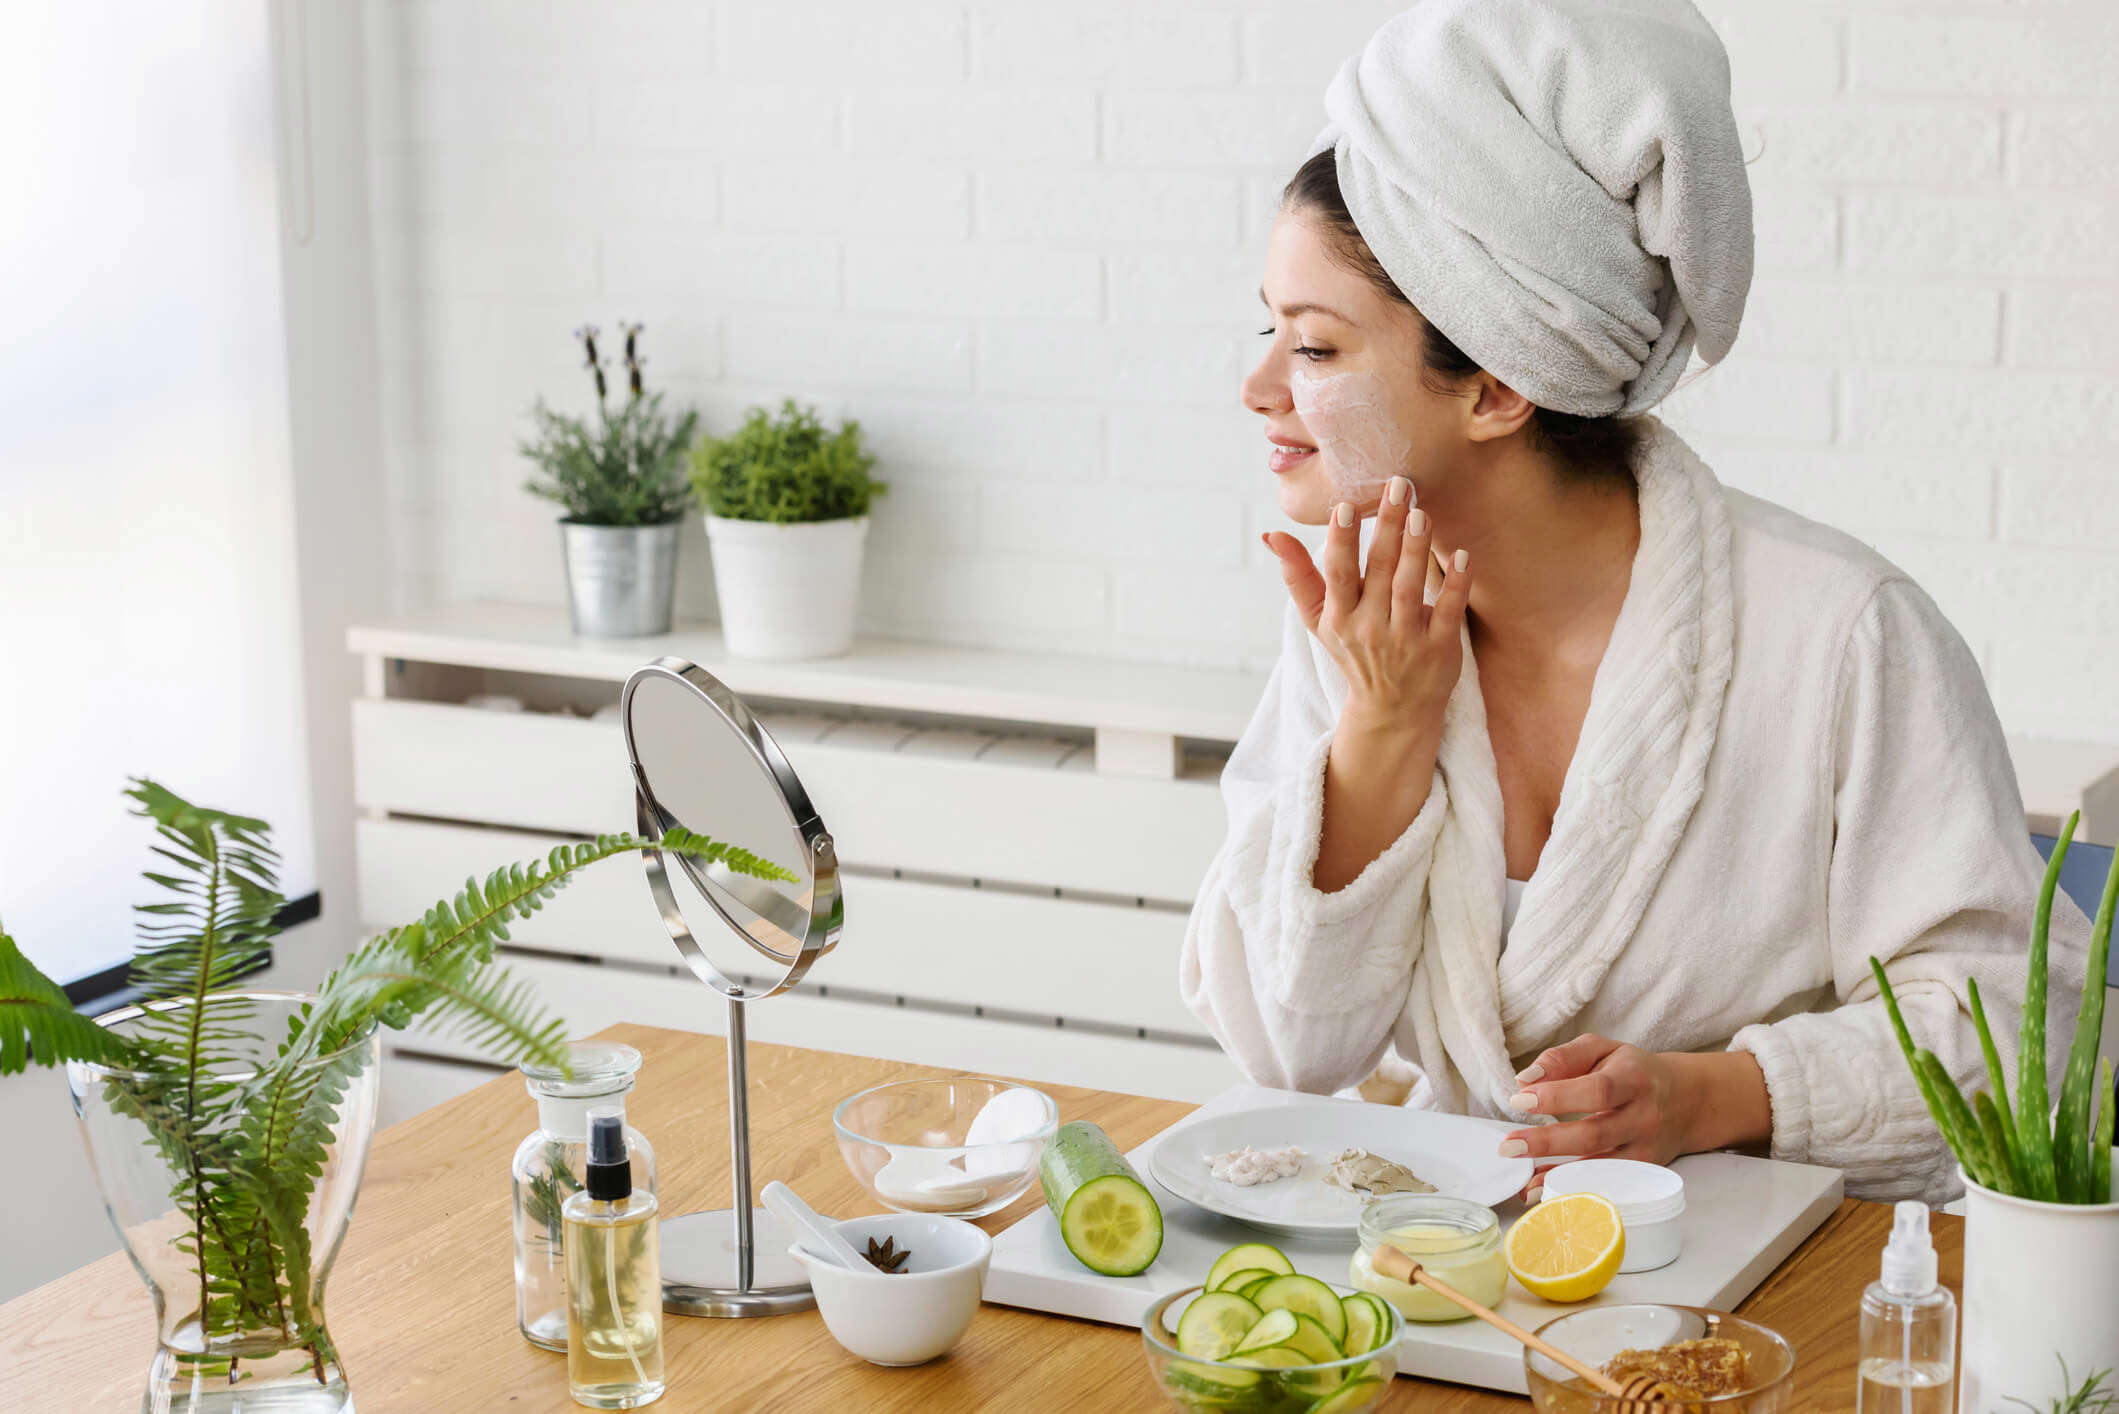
1349,1194,1507,1322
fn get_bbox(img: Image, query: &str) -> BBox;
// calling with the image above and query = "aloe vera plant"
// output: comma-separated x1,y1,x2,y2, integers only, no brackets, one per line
1872,809,2115,1203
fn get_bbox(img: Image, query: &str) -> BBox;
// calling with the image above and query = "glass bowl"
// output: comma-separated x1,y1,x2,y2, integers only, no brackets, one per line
832,1077,1057,1219
1143,1282,1402,1413
1525,1304,1795,1413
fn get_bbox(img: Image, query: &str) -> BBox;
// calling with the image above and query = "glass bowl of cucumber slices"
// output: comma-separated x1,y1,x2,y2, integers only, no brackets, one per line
1142,1245,1402,1414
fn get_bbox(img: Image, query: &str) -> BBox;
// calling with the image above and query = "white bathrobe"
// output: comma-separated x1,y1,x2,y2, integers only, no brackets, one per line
1180,416,2091,1204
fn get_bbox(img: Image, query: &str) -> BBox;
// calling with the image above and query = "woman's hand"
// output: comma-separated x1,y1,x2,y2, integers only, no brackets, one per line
1262,479,1472,738
1499,1035,1773,1178
1265,480,1473,893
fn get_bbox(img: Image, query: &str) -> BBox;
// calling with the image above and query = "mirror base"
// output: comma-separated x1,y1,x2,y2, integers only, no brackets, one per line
658,1208,816,1318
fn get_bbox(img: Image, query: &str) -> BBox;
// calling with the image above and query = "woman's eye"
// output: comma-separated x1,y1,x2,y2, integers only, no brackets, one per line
1257,326,1275,337
1293,345,1333,362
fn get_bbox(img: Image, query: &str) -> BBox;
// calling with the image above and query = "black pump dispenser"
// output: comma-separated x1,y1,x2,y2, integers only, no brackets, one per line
584,1107,631,1201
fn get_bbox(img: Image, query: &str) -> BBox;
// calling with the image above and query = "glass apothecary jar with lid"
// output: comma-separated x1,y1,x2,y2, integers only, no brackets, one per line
512,1040,657,1349
1349,1193,1507,1322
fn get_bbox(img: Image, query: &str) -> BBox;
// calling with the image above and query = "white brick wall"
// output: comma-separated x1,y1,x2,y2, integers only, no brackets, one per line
366,0,2119,734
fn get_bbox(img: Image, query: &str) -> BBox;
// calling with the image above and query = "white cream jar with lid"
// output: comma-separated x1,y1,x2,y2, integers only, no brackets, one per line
1537,1159,1686,1273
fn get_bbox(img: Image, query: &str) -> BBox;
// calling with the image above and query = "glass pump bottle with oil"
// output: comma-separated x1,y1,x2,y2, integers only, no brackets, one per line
564,1108,665,1409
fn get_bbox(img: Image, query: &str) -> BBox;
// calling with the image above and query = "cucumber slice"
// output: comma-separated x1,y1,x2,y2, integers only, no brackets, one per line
1277,1313,1344,1366
1163,1358,1262,1404
1175,1291,1266,1360
1236,1273,1277,1300
1057,1174,1163,1277
1338,1296,1377,1361
1230,1308,1299,1354
1226,1343,1307,1370
1305,1377,1385,1413
1345,1293,1394,1354
1252,1274,1348,1347
1279,1360,1349,1401
1204,1242,1294,1293
1210,1266,1274,1295
1040,1122,1164,1276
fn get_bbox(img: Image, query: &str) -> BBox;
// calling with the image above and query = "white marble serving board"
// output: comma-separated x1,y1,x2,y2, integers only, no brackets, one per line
985,1084,1844,1395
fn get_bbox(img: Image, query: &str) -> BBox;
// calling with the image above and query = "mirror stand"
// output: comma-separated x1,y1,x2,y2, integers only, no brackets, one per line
658,995,814,1317
622,658,844,1321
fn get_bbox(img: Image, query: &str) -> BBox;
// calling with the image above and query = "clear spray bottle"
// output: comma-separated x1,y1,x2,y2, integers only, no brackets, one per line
564,1107,665,1409
1856,1201,1956,1413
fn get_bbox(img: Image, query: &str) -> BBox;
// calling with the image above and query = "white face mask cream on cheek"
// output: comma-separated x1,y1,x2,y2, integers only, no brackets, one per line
1288,366,1414,506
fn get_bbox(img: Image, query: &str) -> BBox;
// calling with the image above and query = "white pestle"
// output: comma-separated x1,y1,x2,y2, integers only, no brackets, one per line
761,1180,869,1271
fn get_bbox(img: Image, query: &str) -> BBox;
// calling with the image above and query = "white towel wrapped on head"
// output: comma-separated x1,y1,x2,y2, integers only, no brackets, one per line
1311,0,1754,417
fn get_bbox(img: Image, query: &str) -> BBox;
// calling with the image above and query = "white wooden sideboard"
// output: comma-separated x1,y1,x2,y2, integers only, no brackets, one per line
348,602,1263,1125
349,602,2119,1129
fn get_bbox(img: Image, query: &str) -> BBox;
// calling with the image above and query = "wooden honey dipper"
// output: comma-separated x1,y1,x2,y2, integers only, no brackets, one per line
1367,1243,1685,1410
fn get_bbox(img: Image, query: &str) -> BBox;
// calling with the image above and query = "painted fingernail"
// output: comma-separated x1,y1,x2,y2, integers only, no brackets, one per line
1524,1185,1544,1205
1335,502,1354,527
1498,1139,1530,1158
1507,1091,1539,1113
1452,548,1469,573
1387,476,1410,505
1516,1063,1545,1084
1408,508,1427,534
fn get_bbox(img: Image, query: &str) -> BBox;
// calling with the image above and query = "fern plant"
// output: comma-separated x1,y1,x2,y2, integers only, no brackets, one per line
0,779,795,1378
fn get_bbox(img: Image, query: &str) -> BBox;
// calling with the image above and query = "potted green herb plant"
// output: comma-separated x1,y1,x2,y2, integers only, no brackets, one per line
0,779,791,1412
688,399,885,660
522,324,701,638
1872,811,2116,1411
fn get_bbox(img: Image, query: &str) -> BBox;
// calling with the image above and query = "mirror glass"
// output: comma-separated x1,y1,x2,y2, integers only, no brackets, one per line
621,663,840,1000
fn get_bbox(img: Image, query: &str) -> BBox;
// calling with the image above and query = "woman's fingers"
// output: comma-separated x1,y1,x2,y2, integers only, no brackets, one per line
1320,500,1361,622
1515,1033,1622,1087
1502,1111,1642,1161
1509,1060,1642,1119
1362,477,1412,607
1390,505,1430,624
1262,532,1326,632
1427,545,1474,647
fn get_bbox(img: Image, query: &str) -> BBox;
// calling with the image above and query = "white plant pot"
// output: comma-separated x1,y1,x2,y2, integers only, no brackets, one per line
703,513,869,660
1958,1161,2119,1413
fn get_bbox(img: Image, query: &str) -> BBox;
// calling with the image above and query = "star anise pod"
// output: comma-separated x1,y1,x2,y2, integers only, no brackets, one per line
862,1235,911,1274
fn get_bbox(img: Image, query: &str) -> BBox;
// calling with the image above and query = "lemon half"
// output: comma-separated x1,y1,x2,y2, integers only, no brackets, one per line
1504,1191,1626,1303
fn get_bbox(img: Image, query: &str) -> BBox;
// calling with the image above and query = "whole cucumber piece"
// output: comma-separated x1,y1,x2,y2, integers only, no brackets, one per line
1038,1120,1164,1276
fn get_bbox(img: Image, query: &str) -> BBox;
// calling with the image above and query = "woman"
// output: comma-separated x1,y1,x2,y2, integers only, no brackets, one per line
1179,0,2090,1204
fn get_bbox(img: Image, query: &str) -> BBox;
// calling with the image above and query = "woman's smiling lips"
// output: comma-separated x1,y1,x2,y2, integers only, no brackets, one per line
1267,433,1317,475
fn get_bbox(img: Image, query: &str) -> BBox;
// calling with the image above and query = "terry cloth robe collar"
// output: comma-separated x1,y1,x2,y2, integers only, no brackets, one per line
1415,414,1736,1116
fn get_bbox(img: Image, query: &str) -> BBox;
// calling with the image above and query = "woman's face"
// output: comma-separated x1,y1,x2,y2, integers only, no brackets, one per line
1242,207,1468,526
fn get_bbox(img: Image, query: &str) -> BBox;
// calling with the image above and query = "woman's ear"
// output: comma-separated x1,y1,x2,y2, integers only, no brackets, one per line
1465,373,1538,443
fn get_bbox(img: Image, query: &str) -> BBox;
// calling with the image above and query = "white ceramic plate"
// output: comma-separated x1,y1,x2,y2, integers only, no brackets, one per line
1147,1103,1532,1240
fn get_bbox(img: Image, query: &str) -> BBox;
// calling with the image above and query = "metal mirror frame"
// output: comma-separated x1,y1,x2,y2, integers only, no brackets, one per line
621,658,842,1000
619,657,845,1318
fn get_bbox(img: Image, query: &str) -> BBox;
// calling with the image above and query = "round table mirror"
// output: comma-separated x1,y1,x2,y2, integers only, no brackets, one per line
621,659,844,1317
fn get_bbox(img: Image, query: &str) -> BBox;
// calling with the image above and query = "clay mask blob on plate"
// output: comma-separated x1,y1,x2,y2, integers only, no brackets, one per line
1289,366,1415,505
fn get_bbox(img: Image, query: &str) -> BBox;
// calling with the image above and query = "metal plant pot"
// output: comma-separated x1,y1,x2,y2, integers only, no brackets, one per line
559,520,680,637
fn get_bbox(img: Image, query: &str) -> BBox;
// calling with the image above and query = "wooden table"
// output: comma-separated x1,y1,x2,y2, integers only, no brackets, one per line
1,1025,1957,1410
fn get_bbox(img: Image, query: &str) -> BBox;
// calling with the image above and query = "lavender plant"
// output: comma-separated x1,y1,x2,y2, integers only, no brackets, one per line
522,323,701,526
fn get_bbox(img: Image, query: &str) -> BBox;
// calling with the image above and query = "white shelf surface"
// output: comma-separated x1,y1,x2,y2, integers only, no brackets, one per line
348,601,2119,834
348,600,1269,741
